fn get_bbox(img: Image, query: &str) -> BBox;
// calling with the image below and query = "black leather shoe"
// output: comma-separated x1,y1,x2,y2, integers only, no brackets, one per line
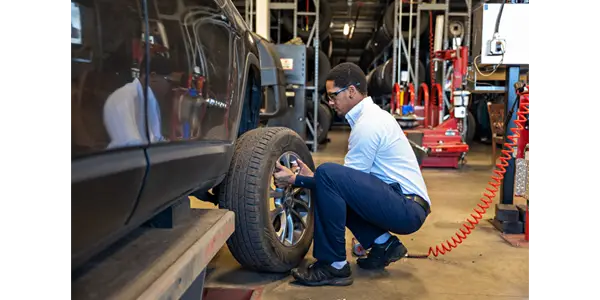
291,261,353,286
356,235,408,270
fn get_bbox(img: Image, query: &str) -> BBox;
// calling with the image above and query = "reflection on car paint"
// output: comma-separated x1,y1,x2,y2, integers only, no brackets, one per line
103,76,165,149
72,0,247,158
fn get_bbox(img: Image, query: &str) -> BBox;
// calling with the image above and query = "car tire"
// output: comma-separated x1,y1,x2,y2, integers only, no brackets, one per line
306,100,332,144
218,127,315,273
306,47,331,91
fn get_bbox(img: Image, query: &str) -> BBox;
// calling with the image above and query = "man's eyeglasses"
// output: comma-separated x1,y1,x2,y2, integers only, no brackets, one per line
327,83,360,101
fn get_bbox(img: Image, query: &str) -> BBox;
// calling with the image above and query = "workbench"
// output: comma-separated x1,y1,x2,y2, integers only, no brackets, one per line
72,208,234,300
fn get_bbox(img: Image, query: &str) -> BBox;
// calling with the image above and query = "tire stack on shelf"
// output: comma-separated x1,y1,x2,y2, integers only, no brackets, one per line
272,0,335,145
367,56,426,98
358,2,428,72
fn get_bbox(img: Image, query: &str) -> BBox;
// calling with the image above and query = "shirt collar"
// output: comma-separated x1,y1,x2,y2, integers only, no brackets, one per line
345,96,373,127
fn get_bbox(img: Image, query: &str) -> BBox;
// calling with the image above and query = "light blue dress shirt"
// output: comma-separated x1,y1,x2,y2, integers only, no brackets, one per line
344,96,431,205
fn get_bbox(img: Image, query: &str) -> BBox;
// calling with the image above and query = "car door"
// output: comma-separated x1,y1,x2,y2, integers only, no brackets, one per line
126,0,246,225
71,0,150,269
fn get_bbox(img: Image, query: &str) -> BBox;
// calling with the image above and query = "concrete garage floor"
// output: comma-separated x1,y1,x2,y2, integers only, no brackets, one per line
195,127,529,300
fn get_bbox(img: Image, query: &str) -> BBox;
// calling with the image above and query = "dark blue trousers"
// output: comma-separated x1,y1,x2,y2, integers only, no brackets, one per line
312,163,428,263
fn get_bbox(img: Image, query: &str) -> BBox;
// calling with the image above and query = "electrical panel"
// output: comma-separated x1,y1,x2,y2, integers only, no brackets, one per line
472,3,529,66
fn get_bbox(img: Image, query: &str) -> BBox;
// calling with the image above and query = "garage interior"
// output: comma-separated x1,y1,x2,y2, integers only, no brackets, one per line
193,133,529,300
71,0,529,299
203,0,529,298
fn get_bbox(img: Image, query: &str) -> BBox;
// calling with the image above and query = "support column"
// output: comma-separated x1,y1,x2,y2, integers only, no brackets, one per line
256,0,270,40
500,65,520,205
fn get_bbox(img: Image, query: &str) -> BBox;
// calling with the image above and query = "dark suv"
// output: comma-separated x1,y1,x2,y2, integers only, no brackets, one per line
72,0,315,273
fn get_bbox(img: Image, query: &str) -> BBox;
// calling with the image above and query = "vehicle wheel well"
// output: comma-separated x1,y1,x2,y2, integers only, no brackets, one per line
237,66,262,137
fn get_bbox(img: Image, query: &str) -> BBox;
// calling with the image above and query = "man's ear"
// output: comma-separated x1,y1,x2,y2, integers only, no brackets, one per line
349,85,358,98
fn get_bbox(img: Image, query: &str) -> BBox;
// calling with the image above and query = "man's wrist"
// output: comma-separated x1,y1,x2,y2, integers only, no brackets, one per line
289,174,297,184
293,175,316,189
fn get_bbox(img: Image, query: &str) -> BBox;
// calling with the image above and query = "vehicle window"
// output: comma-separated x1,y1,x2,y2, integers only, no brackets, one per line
71,0,151,158
148,0,237,143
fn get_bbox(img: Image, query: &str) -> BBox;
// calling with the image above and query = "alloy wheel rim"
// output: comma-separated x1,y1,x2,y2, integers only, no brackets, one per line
269,151,312,247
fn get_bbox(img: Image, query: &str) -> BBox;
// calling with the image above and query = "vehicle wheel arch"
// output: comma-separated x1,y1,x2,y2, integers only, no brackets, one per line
237,52,262,138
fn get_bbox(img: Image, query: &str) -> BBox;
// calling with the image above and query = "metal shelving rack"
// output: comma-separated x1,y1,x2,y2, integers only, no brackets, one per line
244,0,321,153
391,0,472,114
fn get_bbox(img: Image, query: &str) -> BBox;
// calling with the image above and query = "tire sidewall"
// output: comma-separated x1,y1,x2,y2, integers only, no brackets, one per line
257,129,316,266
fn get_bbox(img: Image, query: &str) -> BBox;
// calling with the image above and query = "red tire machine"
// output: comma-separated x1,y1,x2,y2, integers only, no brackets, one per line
392,46,471,168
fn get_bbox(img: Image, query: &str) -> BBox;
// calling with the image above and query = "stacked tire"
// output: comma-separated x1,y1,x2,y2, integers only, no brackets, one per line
366,57,426,98
358,2,428,72
306,99,333,145
306,47,331,92
280,0,333,41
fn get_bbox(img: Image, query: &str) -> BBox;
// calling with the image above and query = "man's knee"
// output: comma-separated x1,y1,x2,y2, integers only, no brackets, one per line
315,162,345,182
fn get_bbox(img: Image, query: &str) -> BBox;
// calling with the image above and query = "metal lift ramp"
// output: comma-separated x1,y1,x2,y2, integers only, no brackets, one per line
72,202,234,300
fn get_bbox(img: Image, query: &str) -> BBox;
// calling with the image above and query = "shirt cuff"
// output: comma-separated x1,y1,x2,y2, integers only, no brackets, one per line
294,175,316,189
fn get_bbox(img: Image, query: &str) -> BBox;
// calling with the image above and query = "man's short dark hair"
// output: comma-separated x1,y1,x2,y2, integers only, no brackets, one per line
325,62,368,95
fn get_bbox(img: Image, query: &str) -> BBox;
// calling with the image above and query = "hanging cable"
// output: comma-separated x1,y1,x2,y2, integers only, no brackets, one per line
473,2,506,77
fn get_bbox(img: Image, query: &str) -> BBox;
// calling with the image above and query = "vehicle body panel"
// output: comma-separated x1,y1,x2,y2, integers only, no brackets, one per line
71,0,150,268
71,0,265,270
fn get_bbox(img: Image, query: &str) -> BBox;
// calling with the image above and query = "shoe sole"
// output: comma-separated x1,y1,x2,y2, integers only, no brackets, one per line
293,276,354,287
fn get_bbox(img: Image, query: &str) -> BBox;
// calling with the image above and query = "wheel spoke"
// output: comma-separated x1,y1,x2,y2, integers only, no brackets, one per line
270,189,284,199
270,206,284,221
292,187,303,196
279,211,287,243
293,198,309,211
285,212,294,245
289,208,307,229
283,153,291,169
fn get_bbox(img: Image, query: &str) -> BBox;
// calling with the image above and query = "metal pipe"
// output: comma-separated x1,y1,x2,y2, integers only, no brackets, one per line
245,0,249,28
465,0,472,50
250,0,254,31
441,0,449,123
312,0,319,152
400,36,415,81
293,0,298,38
413,3,419,88
392,0,399,85
397,2,404,84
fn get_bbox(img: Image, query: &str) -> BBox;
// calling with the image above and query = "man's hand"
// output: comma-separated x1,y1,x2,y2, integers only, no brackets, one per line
274,161,296,188
296,159,314,177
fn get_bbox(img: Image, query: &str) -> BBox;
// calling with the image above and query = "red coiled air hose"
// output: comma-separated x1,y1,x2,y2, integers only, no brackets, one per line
418,88,530,258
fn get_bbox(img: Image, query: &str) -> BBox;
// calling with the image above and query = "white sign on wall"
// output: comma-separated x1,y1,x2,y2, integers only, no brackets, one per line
472,3,529,66
280,58,294,70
